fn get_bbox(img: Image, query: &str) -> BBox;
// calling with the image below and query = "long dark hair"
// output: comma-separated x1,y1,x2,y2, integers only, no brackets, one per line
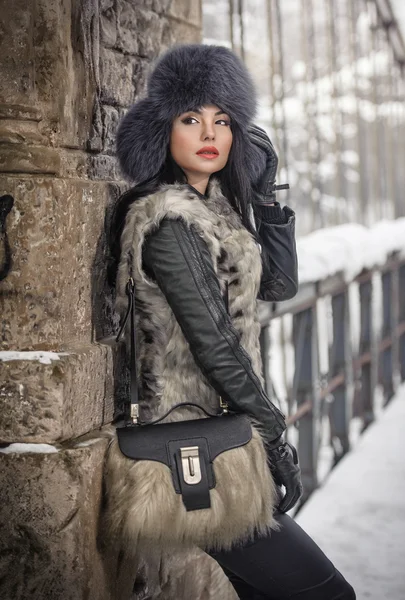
108,123,261,285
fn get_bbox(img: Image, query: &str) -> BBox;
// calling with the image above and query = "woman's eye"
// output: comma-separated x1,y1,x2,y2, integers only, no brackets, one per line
216,119,231,127
181,117,198,124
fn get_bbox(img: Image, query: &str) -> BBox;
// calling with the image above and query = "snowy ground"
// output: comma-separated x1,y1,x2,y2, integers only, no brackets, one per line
295,384,405,600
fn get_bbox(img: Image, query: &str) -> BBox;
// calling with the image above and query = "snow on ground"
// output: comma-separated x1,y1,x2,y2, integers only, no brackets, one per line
295,384,405,600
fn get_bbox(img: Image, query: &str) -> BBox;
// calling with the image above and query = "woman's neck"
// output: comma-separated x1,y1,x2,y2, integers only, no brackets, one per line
187,183,207,199
185,174,210,196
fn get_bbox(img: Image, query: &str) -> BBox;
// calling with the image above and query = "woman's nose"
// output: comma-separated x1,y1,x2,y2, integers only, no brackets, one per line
201,123,215,141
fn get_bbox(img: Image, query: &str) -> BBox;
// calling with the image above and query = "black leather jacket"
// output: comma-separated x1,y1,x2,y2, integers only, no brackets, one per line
142,196,297,444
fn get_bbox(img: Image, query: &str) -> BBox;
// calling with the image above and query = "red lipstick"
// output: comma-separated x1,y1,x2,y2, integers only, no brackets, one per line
196,146,219,159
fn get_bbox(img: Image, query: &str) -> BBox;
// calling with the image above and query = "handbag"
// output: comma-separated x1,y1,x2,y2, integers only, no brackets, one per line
104,277,278,551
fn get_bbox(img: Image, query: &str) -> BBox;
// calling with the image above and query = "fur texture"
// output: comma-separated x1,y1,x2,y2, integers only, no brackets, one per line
147,45,256,128
115,178,265,422
105,178,279,551
105,426,276,552
116,44,265,184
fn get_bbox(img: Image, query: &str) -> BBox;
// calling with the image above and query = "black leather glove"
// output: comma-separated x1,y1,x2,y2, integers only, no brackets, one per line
267,438,303,513
247,124,289,204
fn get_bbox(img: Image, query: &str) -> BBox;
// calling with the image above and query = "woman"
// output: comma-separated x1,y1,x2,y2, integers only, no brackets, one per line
109,44,355,600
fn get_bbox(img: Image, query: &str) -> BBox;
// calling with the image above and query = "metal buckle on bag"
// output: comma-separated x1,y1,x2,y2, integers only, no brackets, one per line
180,446,202,485
130,404,139,424
219,396,228,414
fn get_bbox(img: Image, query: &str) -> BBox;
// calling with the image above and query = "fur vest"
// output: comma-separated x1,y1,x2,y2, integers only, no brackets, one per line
115,177,265,423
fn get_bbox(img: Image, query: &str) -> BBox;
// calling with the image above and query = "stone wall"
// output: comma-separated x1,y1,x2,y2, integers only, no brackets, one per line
0,1,235,598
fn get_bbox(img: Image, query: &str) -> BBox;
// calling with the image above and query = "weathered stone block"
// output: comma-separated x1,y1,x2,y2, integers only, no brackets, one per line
87,101,105,153
0,0,94,151
0,0,35,105
0,343,116,443
102,105,121,153
53,0,97,150
100,48,137,107
0,119,49,146
0,104,42,121
135,8,163,59
140,0,172,13
132,58,150,100
166,16,203,44
33,0,66,112
58,148,91,179
101,0,118,48
168,0,202,29
0,176,116,348
88,153,121,180
88,103,121,156
0,143,60,175
117,1,140,54
0,439,111,600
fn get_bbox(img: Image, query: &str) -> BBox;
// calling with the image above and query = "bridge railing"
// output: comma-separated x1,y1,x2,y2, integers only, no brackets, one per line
259,252,405,503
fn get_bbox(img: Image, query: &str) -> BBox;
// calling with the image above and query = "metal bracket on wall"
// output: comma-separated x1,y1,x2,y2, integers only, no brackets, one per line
0,194,14,281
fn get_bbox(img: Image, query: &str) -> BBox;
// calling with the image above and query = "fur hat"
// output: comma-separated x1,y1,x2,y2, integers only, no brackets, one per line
116,44,265,184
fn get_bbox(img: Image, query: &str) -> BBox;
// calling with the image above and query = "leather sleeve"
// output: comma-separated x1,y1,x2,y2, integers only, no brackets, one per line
142,218,286,443
254,203,298,302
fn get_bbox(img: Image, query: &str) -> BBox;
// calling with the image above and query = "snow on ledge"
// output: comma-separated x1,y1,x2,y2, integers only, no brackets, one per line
0,351,69,365
0,443,59,454
297,217,405,284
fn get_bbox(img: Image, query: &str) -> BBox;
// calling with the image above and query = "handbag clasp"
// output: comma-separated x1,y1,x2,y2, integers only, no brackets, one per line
219,396,229,413
180,446,202,485
130,404,139,424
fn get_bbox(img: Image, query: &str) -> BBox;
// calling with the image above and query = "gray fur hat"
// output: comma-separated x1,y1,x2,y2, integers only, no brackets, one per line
116,44,265,184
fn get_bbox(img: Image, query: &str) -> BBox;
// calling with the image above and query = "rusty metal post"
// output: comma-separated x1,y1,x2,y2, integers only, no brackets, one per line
293,306,320,501
392,65,402,219
380,266,395,405
399,263,405,381
358,275,376,429
392,259,400,392
329,290,352,463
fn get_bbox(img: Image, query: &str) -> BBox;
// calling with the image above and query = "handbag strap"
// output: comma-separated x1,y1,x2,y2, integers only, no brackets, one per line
116,277,230,426
116,278,140,424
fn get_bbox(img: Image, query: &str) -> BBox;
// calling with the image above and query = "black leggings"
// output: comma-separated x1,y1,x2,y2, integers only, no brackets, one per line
208,512,356,600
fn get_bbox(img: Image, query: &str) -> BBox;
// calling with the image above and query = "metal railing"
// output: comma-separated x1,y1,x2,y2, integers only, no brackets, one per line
259,252,405,503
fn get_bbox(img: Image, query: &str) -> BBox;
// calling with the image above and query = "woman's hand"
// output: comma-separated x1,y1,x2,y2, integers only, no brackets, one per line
267,438,303,513
248,124,289,205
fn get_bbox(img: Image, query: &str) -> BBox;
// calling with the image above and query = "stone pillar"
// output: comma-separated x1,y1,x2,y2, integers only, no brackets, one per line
0,1,234,598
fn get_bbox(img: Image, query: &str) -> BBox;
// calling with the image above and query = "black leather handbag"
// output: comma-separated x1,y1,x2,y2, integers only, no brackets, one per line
104,277,276,550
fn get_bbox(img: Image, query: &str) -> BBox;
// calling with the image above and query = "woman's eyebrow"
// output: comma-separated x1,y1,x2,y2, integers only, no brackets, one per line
184,108,228,116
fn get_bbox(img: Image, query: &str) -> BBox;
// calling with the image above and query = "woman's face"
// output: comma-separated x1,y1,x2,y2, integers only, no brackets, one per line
170,104,233,183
